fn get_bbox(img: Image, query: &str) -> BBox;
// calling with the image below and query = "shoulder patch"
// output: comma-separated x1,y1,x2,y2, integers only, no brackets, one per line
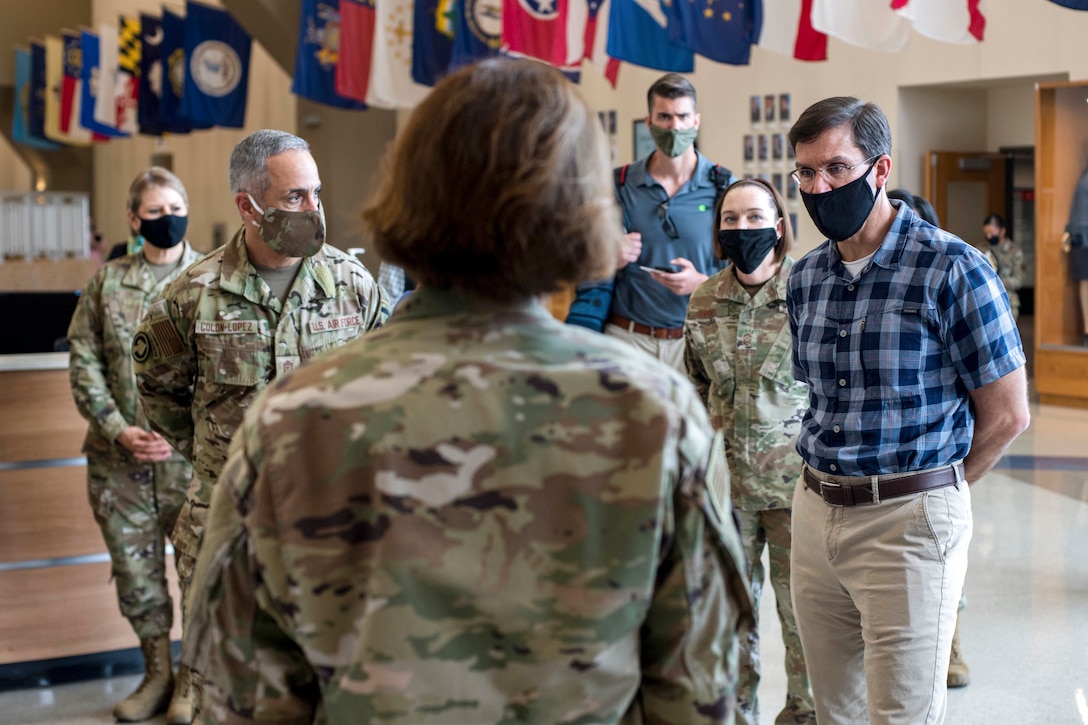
149,318,186,359
131,332,152,363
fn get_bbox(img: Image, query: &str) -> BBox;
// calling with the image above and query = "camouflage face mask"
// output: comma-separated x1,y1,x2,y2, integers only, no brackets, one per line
247,193,326,258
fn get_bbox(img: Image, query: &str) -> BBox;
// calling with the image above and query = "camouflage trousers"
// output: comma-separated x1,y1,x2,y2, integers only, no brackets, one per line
172,473,217,600
87,455,192,640
734,507,816,725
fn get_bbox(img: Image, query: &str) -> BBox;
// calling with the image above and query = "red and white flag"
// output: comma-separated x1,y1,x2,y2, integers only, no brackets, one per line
892,0,985,44
584,0,620,86
757,0,827,61
810,0,910,52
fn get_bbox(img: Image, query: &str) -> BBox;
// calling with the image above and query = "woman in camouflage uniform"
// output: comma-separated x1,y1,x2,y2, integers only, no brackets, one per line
685,177,816,725
982,214,1025,321
67,168,202,724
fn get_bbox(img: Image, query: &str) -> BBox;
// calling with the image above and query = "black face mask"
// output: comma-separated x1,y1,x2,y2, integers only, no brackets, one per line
987,235,1000,246
800,159,878,242
717,227,779,275
139,214,188,249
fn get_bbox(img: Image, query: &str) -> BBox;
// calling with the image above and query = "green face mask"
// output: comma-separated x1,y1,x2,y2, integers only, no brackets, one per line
649,125,698,158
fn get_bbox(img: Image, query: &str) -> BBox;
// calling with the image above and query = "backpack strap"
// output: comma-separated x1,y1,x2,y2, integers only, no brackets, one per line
710,164,733,192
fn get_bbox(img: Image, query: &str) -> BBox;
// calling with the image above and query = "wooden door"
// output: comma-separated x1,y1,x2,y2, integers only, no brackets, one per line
924,151,1010,249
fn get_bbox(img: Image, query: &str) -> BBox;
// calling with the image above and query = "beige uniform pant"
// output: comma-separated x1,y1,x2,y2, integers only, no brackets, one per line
790,471,971,724
604,323,686,373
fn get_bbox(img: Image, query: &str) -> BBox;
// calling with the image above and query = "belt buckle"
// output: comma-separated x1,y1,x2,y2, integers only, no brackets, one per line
819,480,845,507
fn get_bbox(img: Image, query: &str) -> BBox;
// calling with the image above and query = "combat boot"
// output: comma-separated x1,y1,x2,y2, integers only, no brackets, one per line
166,662,193,724
947,616,971,687
113,637,175,721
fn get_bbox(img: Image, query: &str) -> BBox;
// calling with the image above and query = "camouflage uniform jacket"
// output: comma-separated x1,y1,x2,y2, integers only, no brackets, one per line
684,258,808,511
133,226,390,496
987,237,1024,313
186,288,755,725
68,244,203,461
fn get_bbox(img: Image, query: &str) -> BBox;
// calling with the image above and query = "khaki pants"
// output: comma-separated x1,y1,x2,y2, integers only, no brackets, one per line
790,472,972,724
604,323,686,373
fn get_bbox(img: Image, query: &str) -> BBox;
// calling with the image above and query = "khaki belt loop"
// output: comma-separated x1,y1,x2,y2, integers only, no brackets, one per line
870,475,880,504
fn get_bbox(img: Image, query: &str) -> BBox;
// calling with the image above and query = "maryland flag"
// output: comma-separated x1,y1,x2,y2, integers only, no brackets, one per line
116,15,141,135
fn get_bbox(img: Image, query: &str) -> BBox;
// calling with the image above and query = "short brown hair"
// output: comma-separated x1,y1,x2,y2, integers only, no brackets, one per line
646,73,697,114
363,59,621,304
127,167,188,214
712,178,794,265
788,96,891,160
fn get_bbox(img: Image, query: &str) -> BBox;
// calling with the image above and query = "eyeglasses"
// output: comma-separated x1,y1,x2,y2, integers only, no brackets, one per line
790,156,877,190
657,200,679,239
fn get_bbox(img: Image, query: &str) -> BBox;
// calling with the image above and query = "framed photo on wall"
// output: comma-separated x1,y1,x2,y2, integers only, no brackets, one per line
633,120,655,160
779,93,791,125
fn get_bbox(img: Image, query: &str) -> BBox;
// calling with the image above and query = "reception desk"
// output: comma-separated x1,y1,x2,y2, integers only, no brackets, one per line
0,353,181,666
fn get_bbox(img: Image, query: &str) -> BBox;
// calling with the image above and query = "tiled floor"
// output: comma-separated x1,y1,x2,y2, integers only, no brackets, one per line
2,400,1086,725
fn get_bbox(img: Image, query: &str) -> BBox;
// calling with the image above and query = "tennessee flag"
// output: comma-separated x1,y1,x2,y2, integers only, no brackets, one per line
502,0,587,67
757,0,827,61
892,0,985,44
335,0,376,102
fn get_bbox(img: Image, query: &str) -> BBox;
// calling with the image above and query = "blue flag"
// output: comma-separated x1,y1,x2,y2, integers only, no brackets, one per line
13,47,60,149
412,0,454,86
180,1,252,129
160,8,206,133
292,0,367,108
606,0,693,72
138,13,165,135
450,0,504,70
27,41,53,143
1048,0,1088,8
666,0,761,65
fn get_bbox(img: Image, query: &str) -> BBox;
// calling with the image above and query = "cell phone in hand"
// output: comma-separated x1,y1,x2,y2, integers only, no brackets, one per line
639,264,679,274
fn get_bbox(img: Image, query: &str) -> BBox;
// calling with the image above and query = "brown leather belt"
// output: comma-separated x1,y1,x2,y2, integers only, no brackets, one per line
607,312,684,340
803,463,963,507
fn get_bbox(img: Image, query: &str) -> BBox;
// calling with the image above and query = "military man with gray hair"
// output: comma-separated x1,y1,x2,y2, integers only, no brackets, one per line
133,129,390,722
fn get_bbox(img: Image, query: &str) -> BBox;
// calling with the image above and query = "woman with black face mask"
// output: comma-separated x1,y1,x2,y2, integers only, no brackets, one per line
67,167,202,723
684,178,817,725
982,214,1024,321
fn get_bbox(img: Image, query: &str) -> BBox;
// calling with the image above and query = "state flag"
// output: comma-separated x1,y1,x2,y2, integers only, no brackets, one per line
666,0,760,65
584,0,620,87
437,0,457,36
810,0,910,52
181,1,252,128
160,7,205,133
892,0,985,44
139,13,165,135
28,42,53,144
59,31,100,142
44,34,91,145
293,0,367,108
502,0,587,67
336,0,376,101
1047,0,1088,8
412,0,454,85
116,16,141,134
606,0,693,72
757,0,827,61
80,29,130,137
12,47,61,149
450,0,504,69
93,21,120,130
366,0,430,109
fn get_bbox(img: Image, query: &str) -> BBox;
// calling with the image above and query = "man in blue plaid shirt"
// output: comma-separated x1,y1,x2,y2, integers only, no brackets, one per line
784,97,1030,725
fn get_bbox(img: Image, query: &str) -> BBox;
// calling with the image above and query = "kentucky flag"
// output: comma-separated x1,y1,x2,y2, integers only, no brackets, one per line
450,0,504,68
13,47,60,149
80,30,129,137
412,0,453,85
181,1,252,129
293,0,367,108
666,0,761,65
606,0,693,72
138,13,165,135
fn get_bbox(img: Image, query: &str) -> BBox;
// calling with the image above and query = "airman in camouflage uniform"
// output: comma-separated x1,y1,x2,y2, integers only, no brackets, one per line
69,242,201,638
685,178,815,725
69,166,206,724
134,131,390,723
187,290,754,724
185,59,754,725
982,214,1025,321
